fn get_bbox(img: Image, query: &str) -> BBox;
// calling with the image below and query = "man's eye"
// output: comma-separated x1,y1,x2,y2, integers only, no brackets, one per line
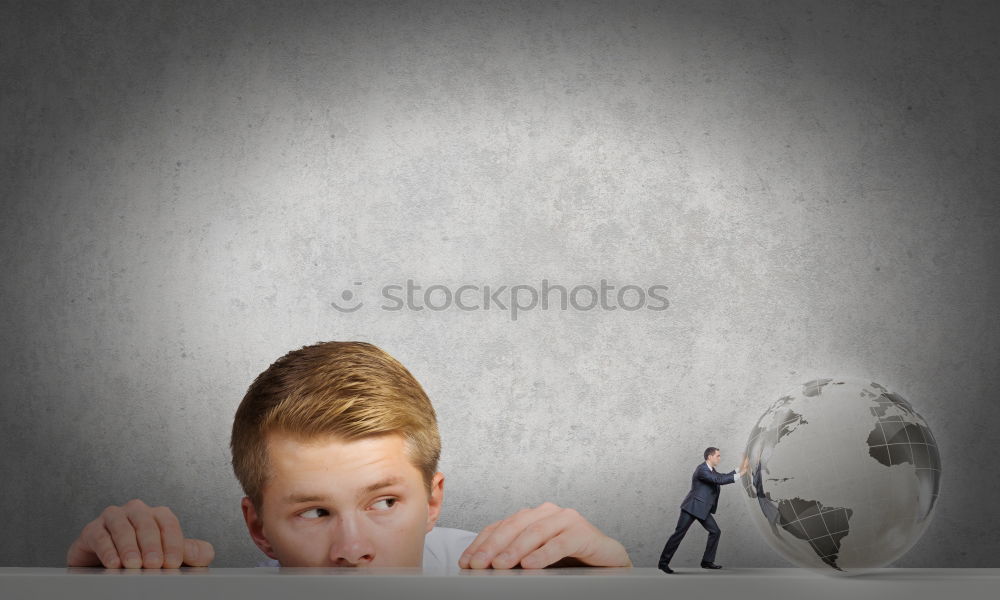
300,508,328,519
370,498,397,511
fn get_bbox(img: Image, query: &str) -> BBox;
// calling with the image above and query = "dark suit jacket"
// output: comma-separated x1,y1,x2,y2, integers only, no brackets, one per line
679,463,737,520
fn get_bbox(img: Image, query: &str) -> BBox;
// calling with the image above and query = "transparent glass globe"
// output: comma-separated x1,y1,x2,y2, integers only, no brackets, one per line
740,377,941,574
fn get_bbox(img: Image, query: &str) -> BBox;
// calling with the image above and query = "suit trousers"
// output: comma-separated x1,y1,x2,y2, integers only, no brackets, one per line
658,509,721,567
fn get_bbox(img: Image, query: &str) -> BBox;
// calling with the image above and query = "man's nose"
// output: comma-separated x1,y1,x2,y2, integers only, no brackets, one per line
328,514,376,566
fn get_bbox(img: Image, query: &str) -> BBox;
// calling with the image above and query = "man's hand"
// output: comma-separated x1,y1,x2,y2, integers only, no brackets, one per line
458,502,631,569
66,499,215,568
738,455,750,477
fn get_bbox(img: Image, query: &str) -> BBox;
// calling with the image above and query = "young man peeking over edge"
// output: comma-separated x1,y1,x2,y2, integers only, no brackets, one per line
67,341,631,571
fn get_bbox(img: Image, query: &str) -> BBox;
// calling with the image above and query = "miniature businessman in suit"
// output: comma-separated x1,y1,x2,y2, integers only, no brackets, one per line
658,447,749,573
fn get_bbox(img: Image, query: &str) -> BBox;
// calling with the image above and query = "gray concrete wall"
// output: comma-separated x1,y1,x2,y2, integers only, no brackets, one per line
2,0,998,568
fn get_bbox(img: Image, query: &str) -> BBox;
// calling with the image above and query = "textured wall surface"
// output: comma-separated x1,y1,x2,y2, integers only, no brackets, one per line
2,0,998,568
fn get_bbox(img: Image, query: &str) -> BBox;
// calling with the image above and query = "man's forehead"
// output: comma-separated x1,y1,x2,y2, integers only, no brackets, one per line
261,431,422,495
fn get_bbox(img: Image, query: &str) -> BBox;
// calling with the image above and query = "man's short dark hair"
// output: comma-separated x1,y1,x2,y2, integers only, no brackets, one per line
704,447,719,460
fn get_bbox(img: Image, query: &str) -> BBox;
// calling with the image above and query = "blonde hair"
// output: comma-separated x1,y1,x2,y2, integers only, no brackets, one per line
230,341,440,509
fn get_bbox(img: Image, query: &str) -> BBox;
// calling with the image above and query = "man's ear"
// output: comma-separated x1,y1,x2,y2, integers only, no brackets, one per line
425,472,445,533
241,497,278,560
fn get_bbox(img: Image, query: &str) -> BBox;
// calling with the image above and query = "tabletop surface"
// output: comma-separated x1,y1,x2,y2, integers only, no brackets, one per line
3,567,997,600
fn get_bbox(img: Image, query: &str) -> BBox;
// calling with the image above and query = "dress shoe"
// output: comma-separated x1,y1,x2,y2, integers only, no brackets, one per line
700,562,722,569
659,565,674,574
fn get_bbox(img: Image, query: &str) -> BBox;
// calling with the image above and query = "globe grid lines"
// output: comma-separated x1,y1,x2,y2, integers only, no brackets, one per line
743,407,854,570
745,409,807,454
773,409,856,570
777,497,853,569
865,406,942,515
